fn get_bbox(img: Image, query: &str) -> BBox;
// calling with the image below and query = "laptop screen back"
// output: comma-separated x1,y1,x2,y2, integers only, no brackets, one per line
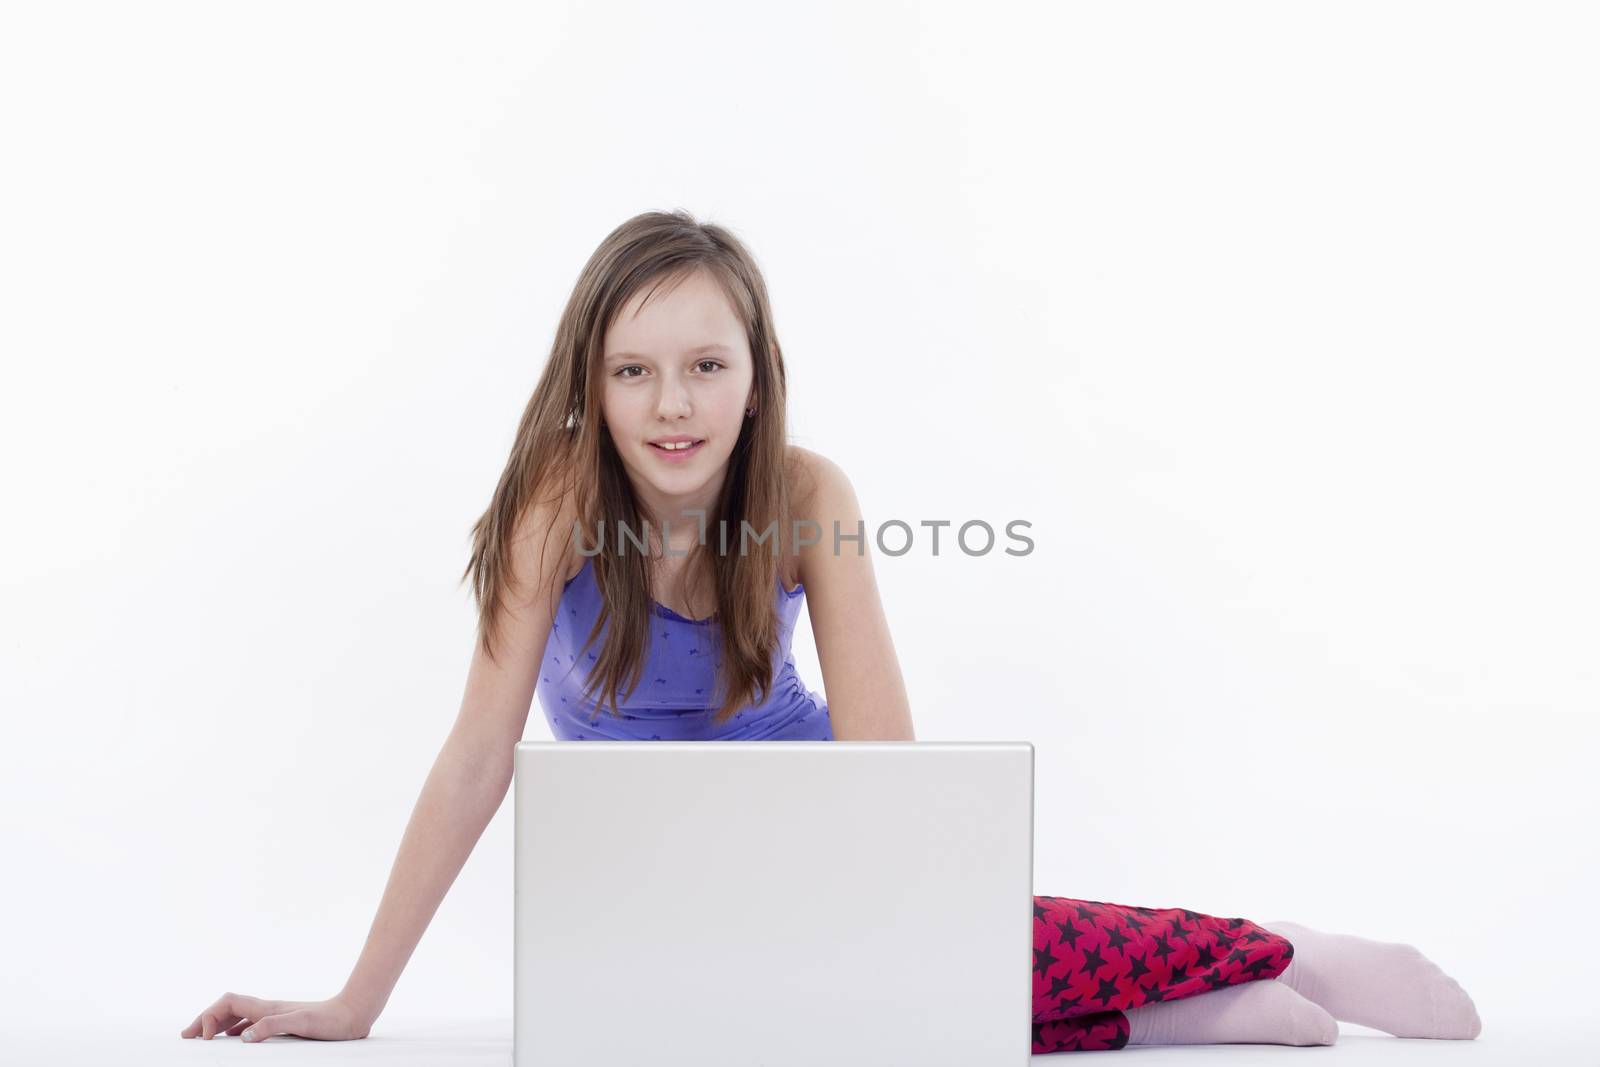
514,740,1034,1066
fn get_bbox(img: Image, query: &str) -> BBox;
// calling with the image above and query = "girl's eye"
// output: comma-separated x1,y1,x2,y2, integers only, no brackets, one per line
614,361,721,378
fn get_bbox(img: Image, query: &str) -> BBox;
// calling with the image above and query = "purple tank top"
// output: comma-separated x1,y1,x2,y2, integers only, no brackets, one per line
536,557,834,741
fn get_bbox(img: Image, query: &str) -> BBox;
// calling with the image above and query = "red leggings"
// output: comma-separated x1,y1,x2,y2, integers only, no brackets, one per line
1031,896,1296,1053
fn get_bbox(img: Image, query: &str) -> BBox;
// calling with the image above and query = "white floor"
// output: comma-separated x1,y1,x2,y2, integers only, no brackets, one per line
5,1015,1587,1065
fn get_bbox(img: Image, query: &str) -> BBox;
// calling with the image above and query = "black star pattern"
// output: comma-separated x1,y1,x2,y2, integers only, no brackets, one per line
1055,920,1091,950
1042,1029,1080,1053
1053,992,1087,1016
1046,973,1077,1000
1025,897,1302,1051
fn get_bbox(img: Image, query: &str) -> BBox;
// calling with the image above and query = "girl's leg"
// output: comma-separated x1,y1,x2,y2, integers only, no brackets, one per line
1032,1010,1130,1055
1123,978,1338,1046
1263,919,1482,1039
1031,896,1310,1053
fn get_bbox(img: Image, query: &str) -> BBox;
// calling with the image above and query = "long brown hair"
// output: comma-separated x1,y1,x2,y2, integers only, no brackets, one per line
461,209,794,726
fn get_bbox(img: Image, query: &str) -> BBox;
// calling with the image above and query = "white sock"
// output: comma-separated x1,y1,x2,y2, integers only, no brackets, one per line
1125,978,1338,1046
1263,920,1482,1040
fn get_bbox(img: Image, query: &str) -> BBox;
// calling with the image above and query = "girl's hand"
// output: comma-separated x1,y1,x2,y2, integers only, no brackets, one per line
180,992,373,1042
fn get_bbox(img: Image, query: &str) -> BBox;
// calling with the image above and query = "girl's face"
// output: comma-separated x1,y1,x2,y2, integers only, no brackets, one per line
600,268,756,518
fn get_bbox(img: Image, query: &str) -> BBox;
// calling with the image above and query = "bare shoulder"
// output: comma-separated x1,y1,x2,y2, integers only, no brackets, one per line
511,477,584,590
785,444,853,520
784,445,861,587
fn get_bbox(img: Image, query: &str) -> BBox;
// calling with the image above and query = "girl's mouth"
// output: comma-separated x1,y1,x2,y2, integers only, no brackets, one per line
649,439,704,460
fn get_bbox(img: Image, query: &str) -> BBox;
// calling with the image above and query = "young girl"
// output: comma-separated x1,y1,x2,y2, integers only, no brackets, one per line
181,210,1483,1052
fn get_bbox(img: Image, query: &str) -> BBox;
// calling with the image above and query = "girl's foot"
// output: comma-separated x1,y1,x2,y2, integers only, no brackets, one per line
1125,977,1338,1047
1263,920,1482,1040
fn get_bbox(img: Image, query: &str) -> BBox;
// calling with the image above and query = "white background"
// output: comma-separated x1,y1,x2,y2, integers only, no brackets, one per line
2,0,1595,1059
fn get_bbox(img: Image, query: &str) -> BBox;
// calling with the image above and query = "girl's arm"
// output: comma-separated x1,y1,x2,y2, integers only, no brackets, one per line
794,449,916,741
337,495,574,1027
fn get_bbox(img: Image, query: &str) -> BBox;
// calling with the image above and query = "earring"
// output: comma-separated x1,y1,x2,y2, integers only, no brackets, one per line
745,406,755,418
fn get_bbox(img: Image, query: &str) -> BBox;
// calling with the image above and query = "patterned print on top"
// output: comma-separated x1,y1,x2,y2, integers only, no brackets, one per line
535,557,833,741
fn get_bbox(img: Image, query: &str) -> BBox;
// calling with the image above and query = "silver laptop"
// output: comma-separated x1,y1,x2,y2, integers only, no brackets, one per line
513,740,1034,1066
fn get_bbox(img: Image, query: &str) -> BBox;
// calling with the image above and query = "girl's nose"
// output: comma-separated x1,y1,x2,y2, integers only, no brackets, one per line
655,379,691,418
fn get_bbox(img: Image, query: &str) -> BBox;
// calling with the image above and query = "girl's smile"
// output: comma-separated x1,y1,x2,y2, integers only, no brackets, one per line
647,434,706,460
